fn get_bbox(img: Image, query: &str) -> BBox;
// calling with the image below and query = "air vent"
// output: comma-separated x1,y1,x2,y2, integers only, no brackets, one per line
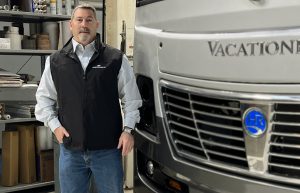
162,86,248,168
269,103,300,178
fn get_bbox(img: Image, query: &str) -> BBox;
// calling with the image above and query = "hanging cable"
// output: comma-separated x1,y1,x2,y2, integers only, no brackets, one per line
16,55,33,74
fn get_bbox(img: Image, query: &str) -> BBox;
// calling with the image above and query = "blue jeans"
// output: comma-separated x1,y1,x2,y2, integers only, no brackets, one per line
59,145,124,193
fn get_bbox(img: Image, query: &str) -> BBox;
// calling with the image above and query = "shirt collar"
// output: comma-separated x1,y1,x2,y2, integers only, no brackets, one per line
72,38,96,53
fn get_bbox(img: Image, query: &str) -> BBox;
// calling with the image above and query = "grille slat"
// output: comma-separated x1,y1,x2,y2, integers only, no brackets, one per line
269,152,300,160
272,122,300,126
206,150,247,161
192,100,240,111
199,129,244,141
202,140,245,151
197,119,243,132
165,101,191,112
179,150,206,160
271,132,300,138
163,93,189,102
194,109,241,121
175,140,204,151
270,142,300,149
167,111,194,122
275,111,300,115
269,163,300,170
172,130,199,141
169,120,197,131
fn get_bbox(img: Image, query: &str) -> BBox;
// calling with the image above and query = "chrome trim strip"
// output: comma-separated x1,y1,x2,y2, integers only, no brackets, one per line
137,172,161,193
167,111,194,121
270,143,300,148
169,120,197,131
275,112,300,115
202,140,246,151
269,163,300,170
206,150,247,161
178,150,207,161
175,140,203,151
160,80,300,102
172,130,199,141
192,100,240,111
165,101,191,112
163,93,189,102
271,132,300,138
198,129,244,141
273,122,300,126
269,153,300,160
197,120,243,131
135,128,160,144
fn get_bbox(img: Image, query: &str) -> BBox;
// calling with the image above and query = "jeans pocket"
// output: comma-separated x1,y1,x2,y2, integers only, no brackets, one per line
63,135,72,148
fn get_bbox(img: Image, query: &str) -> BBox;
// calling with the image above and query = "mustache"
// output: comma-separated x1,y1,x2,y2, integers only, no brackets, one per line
79,28,90,33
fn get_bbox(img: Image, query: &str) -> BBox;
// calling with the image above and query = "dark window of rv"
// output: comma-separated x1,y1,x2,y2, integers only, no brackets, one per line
136,0,163,7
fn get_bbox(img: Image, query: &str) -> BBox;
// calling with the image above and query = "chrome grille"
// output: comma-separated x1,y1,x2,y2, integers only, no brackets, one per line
162,86,248,168
160,81,300,185
269,103,300,178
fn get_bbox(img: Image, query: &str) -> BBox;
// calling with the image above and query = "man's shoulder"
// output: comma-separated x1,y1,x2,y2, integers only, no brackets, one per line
49,49,67,66
103,43,122,55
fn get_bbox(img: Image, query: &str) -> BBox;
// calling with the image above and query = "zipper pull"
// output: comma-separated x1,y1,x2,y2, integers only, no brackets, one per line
83,74,86,80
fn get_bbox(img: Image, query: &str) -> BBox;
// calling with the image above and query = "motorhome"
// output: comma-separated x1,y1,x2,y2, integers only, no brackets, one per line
133,0,300,192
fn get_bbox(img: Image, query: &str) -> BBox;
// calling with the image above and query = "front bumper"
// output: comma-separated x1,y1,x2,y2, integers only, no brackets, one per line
134,117,300,193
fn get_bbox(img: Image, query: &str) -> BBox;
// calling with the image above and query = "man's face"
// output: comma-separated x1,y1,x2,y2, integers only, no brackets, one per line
70,8,99,46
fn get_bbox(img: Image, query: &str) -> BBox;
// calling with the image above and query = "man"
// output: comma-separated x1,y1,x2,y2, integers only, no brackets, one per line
35,4,142,193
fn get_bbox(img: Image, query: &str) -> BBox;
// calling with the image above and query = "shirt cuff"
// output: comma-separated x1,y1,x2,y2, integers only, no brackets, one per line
48,118,62,132
124,117,137,129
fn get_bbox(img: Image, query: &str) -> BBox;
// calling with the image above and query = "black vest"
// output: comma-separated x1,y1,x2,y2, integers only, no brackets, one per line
50,34,123,150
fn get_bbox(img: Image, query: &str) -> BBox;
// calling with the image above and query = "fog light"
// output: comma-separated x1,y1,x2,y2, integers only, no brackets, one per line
146,160,154,176
168,179,182,191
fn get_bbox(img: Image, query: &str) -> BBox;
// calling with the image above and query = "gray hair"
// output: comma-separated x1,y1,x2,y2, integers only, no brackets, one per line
71,4,97,20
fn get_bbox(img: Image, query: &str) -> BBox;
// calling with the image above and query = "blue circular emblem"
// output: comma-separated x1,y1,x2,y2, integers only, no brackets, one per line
243,108,267,137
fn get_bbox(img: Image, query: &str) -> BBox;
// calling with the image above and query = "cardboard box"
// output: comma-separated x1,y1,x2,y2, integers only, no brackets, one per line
35,125,53,153
2,131,19,186
17,124,36,184
0,38,10,49
38,149,54,182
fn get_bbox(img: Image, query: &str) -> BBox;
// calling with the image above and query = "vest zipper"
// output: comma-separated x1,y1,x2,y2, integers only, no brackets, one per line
82,70,88,150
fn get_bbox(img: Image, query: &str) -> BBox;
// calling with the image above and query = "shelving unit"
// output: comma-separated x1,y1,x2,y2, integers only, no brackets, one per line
0,181,54,193
0,10,70,193
0,118,36,124
0,85,37,101
0,49,56,55
0,10,70,23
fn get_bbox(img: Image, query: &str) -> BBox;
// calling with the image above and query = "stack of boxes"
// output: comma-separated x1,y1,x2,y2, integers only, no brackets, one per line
1,124,54,186
0,103,3,119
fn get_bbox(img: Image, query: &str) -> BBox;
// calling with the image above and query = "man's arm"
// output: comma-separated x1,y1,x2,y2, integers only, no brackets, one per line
35,56,69,143
117,55,143,156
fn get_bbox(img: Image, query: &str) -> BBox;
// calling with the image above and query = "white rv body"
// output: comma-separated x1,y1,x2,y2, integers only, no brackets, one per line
134,1,300,192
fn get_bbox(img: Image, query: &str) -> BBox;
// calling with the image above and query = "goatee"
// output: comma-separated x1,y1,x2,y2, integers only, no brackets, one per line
79,34,90,43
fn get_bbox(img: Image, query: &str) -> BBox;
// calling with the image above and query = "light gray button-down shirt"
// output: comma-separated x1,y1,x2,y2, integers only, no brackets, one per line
35,39,142,132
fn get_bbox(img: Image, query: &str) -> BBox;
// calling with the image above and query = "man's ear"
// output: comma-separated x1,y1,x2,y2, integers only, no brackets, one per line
69,20,72,31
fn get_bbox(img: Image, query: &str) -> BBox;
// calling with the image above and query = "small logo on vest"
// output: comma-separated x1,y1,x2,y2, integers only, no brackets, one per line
93,64,106,69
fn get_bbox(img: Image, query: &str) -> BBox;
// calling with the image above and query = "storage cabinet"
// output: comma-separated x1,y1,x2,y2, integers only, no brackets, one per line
0,10,70,193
